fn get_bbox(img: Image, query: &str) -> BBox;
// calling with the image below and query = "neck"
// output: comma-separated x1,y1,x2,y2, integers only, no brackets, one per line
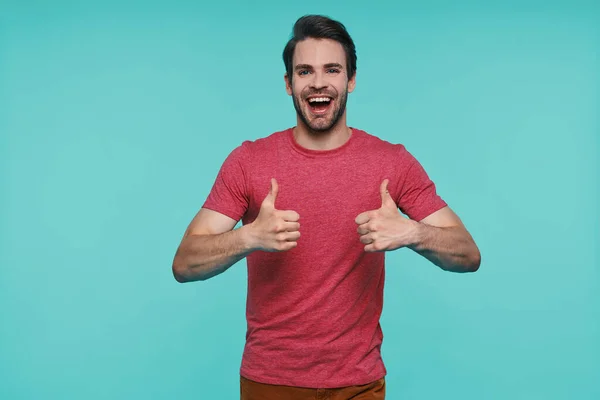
293,116,352,151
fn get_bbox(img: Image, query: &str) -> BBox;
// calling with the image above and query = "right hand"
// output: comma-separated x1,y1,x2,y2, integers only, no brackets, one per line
249,178,300,252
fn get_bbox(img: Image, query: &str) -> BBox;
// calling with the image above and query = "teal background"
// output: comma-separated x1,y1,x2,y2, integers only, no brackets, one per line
1,1,598,399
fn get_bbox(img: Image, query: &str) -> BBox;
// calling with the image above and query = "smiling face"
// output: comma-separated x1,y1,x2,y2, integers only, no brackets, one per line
285,38,356,133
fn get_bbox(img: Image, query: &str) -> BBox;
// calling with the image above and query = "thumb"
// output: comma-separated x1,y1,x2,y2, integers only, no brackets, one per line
263,178,278,208
380,179,395,208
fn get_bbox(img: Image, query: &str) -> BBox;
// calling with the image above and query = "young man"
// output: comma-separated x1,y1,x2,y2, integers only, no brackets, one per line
172,14,481,399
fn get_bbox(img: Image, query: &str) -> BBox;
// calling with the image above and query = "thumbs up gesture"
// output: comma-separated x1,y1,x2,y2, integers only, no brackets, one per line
248,178,301,252
355,179,418,252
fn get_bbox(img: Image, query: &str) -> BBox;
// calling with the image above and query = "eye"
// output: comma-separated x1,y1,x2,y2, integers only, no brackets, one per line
327,69,340,74
298,70,310,76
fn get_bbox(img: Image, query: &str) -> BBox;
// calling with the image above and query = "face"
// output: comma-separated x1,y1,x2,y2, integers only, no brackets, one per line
285,38,356,133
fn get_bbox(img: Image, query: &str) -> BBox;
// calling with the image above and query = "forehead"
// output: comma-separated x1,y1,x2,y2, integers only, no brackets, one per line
293,38,346,67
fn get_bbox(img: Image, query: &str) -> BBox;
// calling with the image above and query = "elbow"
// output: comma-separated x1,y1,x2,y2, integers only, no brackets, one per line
172,263,188,283
467,249,481,272
172,257,209,283
172,254,191,283
444,249,480,273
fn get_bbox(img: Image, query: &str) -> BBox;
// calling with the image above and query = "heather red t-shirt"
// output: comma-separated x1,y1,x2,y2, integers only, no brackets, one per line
202,127,447,388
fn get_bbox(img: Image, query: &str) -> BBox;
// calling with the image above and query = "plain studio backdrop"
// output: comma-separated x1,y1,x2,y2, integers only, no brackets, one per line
1,1,598,399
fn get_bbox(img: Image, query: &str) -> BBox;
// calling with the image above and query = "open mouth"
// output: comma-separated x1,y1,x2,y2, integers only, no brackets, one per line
306,96,332,114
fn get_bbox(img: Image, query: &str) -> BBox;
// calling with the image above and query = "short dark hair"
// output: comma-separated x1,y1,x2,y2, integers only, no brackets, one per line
283,15,357,82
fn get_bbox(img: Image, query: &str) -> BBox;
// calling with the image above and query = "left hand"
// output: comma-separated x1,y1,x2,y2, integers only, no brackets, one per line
355,179,419,252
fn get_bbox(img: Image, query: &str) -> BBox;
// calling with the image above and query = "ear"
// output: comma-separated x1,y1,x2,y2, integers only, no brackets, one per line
284,73,292,96
347,72,356,94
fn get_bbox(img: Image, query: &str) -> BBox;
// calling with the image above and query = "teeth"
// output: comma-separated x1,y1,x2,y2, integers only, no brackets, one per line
308,97,331,103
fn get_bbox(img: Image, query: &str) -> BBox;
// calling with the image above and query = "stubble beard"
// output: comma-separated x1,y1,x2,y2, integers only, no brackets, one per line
292,85,348,134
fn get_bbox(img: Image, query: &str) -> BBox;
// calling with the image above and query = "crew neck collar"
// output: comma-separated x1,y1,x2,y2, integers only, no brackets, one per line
286,127,359,158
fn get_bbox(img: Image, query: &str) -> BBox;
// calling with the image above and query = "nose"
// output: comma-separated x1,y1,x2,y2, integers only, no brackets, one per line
309,71,327,90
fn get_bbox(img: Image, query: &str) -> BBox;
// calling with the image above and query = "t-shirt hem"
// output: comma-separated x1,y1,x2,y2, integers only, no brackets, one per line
410,200,448,222
239,367,387,389
201,204,242,223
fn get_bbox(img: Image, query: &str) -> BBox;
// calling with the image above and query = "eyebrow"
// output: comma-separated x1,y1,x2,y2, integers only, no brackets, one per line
294,63,344,71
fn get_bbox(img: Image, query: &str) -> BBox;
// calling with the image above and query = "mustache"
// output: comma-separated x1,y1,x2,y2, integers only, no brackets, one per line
303,90,336,99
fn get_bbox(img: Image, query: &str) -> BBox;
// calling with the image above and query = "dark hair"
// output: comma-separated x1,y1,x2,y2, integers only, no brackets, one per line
283,15,357,82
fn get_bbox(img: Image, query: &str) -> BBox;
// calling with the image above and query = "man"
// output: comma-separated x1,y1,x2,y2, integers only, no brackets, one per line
172,14,481,400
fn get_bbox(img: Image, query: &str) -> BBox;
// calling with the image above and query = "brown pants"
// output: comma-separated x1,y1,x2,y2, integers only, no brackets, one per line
240,375,386,400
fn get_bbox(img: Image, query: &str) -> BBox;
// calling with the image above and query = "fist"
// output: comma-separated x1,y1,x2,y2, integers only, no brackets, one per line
249,178,301,252
355,179,418,252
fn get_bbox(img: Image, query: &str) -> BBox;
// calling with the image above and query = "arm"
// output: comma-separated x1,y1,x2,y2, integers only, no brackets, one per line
356,181,480,273
409,206,481,273
172,208,253,283
172,179,301,283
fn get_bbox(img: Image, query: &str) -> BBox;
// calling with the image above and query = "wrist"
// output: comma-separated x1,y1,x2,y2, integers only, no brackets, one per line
239,223,260,252
407,220,426,251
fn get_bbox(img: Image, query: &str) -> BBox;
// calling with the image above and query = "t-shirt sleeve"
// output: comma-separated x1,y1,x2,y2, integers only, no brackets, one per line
201,144,249,222
395,147,448,221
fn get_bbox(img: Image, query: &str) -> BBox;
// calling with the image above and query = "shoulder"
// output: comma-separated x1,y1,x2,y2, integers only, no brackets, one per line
352,127,414,163
235,128,290,155
226,128,290,161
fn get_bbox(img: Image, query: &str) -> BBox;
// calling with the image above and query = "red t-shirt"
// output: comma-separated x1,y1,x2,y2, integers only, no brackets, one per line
202,127,447,388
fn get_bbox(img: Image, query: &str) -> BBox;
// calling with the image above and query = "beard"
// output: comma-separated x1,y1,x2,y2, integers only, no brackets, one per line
292,85,348,133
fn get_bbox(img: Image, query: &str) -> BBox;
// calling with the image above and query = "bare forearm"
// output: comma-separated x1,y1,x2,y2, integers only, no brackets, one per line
409,224,481,272
172,225,255,282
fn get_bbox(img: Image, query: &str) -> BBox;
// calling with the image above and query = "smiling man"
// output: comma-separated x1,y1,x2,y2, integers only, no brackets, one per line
172,14,481,400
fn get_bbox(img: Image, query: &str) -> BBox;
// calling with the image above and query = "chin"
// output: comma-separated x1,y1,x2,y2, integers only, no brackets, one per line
308,122,334,132
303,113,337,132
